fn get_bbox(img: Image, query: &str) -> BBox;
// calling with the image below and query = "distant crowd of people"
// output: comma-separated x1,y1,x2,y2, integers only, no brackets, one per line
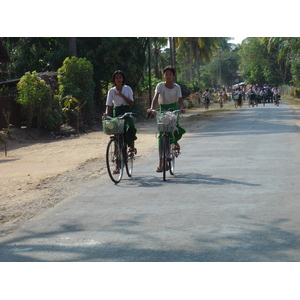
200,83,281,109
246,84,281,103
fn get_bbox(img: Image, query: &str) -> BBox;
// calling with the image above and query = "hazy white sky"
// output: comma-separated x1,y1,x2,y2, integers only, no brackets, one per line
229,37,247,45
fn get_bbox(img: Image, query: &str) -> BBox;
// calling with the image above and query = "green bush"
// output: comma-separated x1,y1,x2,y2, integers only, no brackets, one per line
16,71,52,128
57,57,95,126
292,87,300,98
177,79,200,98
42,108,63,131
138,75,161,94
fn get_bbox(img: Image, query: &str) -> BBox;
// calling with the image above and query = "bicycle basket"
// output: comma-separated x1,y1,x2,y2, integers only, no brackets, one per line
103,118,125,135
157,111,177,132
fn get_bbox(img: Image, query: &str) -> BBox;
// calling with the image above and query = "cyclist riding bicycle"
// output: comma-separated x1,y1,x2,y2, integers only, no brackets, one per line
147,66,185,172
248,85,256,106
103,70,137,156
218,91,224,108
273,87,281,105
202,89,211,107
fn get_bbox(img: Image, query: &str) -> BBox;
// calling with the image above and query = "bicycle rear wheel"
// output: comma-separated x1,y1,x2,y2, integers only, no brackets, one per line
169,144,175,175
106,138,124,183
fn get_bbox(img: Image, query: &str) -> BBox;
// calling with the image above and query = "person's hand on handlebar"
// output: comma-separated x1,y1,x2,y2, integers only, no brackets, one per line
147,108,154,114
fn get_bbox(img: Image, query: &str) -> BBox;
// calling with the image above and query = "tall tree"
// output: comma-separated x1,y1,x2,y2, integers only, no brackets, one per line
239,37,291,85
173,37,224,83
262,37,300,85
7,37,70,78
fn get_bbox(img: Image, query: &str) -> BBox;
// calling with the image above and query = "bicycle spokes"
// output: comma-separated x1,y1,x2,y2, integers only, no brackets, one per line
106,138,124,183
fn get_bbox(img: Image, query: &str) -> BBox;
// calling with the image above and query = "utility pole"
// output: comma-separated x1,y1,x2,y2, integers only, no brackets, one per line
169,37,173,66
148,37,152,106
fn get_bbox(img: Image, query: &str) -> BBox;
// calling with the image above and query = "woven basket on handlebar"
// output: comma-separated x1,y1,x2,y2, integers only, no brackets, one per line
103,118,125,135
156,112,177,132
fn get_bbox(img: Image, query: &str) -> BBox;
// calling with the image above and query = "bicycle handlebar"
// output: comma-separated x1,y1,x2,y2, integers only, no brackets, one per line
149,109,181,114
103,112,137,120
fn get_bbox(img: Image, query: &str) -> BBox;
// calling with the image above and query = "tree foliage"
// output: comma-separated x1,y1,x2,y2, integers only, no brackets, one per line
239,37,292,85
57,57,95,125
8,37,69,78
11,36,300,130
172,37,230,86
16,71,61,129
261,37,300,86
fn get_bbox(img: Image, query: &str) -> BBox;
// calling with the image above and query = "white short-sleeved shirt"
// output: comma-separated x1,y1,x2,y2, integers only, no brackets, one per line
273,89,280,94
155,82,182,105
106,85,134,107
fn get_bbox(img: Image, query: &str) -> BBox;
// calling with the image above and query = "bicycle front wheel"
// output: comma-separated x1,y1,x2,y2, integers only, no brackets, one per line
161,135,169,181
106,138,124,183
125,146,134,177
169,144,176,175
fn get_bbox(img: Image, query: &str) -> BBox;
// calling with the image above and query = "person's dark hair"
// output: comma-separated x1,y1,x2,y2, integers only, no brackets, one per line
163,66,176,76
112,70,126,86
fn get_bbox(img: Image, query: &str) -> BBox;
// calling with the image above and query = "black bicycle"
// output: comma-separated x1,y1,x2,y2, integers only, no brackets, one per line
274,94,280,106
151,109,181,181
204,97,210,110
103,112,137,184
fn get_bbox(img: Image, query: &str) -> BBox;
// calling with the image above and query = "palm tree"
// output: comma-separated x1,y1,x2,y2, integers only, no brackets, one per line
152,37,168,79
173,37,223,83
261,37,300,60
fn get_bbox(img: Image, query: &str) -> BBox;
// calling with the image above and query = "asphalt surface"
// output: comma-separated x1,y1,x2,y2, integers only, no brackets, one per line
1,100,300,262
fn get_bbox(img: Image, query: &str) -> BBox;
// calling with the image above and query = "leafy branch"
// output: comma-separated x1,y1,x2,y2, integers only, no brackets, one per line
63,95,86,136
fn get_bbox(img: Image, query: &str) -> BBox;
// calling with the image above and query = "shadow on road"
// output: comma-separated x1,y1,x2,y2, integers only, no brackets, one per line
119,172,260,188
0,216,298,262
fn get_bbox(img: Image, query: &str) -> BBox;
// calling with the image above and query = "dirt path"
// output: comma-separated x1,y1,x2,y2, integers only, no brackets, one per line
0,102,247,232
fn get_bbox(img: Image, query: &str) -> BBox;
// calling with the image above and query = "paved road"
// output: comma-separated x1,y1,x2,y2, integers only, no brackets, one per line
1,101,300,261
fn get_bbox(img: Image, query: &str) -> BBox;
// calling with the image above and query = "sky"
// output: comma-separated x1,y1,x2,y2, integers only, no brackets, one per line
229,37,247,45
2,0,298,38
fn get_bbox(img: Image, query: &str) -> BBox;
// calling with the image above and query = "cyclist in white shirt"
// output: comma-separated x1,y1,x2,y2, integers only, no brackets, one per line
147,66,185,172
104,70,137,153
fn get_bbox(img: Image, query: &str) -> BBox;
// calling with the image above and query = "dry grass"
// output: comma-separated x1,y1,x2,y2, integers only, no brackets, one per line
283,95,300,106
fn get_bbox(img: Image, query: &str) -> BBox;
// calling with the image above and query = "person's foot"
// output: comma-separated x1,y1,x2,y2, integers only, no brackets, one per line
156,165,169,172
173,142,180,151
156,166,163,172
128,147,137,156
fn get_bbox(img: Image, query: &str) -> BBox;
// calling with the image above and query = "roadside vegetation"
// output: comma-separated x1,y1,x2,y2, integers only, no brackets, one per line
2,37,300,137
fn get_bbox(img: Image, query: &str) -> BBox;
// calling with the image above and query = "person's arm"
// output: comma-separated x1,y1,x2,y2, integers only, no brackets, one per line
176,85,185,113
102,89,113,119
147,92,159,113
115,88,134,106
178,97,185,113
105,105,113,117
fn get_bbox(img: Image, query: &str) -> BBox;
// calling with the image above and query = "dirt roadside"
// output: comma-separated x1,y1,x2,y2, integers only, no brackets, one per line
2,100,288,234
